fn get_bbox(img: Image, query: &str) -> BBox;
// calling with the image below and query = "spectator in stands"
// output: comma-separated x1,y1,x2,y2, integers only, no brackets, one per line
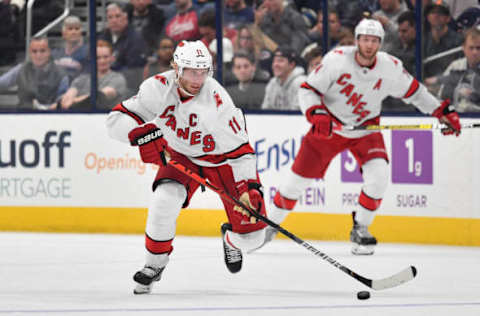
51,16,89,82
99,2,148,97
292,0,322,14
60,40,127,111
224,0,254,30
0,0,21,66
254,0,310,55
333,0,379,31
198,9,217,48
388,10,417,75
435,27,480,112
0,37,68,110
307,9,350,53
303,46,323,75
444,0,478,20
261,46,306,110
164,0,202,42
455,6,480,31
233,24,276,76
126,0,165,56
143,36,175,79
424,0,464,78
372,0,407,52
226,51,266,110
338,28,355,46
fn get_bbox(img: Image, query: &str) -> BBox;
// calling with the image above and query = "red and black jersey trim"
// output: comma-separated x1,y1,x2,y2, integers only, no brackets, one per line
403,78,420,99
360,116,380,127
193,142,255,164
112,103,145,125
300,82,323,97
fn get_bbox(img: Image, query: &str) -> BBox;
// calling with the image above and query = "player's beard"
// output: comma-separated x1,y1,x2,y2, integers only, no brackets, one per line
357,46,378,65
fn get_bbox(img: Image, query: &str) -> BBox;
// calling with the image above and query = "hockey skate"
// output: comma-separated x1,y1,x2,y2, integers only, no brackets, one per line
247,226,277,253
133,266,165,294
350,212,377,255
221,223,243,273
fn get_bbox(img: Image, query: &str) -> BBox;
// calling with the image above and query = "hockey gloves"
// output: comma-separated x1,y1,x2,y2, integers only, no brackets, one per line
234,180,263,224
432,99,461,136
128,123,168,166
306,106,334,138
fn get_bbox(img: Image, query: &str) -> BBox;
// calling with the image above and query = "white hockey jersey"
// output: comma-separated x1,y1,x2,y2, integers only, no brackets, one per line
299,46,442,137
106,70,257,182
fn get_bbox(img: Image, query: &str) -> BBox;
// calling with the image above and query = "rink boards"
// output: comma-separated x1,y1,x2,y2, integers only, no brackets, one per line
0,113,479,246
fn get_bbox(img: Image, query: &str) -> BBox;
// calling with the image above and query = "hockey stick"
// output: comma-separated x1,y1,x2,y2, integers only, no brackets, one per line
168,159,417,291
342,122,480,131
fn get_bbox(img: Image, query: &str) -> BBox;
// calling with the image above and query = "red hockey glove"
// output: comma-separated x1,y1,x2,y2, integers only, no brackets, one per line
306,106,333,138
234,180,263,224
432,99,461,136
128,123,168,165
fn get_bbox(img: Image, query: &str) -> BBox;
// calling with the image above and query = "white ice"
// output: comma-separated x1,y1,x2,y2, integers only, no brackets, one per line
0,232,479,316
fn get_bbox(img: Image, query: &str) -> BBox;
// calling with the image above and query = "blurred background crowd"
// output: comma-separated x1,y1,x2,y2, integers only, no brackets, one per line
0,0,479,113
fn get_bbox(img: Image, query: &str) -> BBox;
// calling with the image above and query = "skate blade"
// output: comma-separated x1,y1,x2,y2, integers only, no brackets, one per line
133,283,153,295
351,244,375,255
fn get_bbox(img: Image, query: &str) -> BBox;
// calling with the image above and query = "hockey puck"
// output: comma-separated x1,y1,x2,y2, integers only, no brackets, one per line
357,291,370,300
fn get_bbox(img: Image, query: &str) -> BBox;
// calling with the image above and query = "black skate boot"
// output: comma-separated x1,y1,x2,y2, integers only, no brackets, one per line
221,223,243,273
350,212,377,255
133,266,165,294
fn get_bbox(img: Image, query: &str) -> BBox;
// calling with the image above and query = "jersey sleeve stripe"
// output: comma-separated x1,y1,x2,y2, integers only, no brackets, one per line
193,143,255,164
112,103,145,125
403,78,420,99
301,82,323,96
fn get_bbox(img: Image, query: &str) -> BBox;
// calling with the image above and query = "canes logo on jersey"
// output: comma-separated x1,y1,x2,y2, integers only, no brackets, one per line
336,73,371,121
159,105,216,152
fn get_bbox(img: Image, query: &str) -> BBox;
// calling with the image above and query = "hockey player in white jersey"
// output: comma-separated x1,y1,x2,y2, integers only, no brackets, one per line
261,19,462,255
106,40,268,294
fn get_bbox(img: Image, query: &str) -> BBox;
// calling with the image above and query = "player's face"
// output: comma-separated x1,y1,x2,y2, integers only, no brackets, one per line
357,35,381,60
179,67,209,95
463,35,480,67
29,39,50,68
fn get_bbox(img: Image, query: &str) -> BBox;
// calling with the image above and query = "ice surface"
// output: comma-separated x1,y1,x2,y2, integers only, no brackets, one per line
0,233,479,316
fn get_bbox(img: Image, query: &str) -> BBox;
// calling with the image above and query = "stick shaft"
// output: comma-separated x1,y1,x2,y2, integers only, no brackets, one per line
344,123,480,131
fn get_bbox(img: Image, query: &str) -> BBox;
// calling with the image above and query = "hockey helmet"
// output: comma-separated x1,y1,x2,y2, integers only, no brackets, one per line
354,19,385,43
173,40,213,77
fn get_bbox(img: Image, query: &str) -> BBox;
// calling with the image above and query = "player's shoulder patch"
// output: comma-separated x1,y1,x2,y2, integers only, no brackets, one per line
154,74,169,86
213,90,223,108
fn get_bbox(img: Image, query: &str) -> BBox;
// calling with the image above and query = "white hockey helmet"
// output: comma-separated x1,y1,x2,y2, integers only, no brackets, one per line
173,40,213,77
354,18,385,43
